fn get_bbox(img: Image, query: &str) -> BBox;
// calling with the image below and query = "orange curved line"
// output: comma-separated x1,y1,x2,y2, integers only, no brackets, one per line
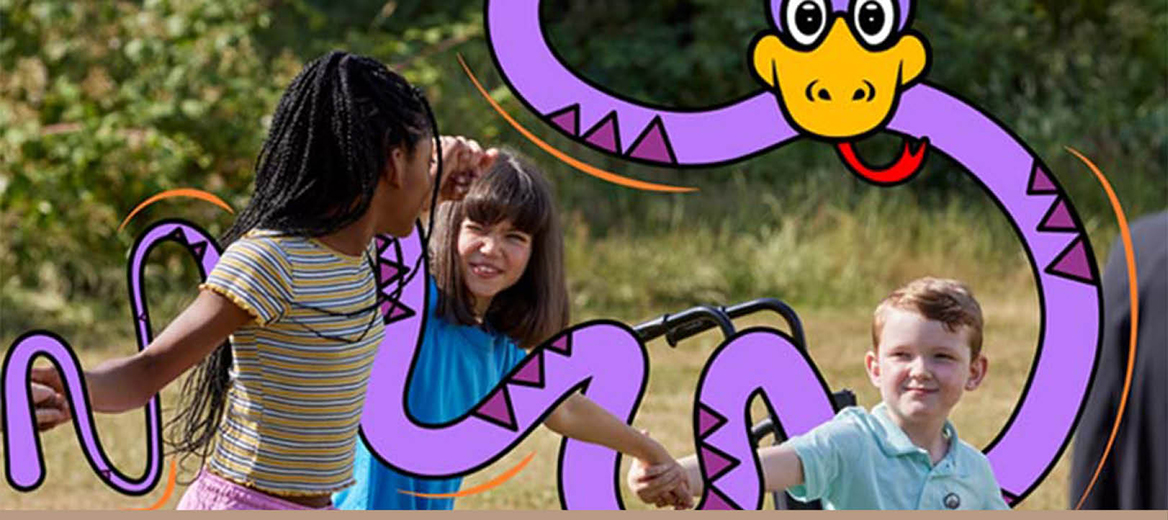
397,451,536,499
1066,147,1138,510
118,188,235,232
457,54,697,194
124,460,177,511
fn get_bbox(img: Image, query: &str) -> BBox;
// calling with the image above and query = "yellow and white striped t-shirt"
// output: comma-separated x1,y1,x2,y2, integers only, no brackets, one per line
199,229,386,496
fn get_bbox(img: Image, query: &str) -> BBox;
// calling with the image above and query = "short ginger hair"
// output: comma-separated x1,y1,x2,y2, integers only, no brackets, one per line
872,277,984,359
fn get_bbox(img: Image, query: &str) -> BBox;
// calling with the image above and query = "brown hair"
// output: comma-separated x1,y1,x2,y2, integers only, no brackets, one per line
430,150,569,348
871,277,984,358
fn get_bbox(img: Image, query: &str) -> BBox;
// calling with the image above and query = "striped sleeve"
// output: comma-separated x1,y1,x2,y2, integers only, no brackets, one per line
201,237,293,325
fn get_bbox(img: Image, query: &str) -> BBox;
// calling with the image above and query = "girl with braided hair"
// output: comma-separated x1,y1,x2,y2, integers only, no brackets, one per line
29,51,492,509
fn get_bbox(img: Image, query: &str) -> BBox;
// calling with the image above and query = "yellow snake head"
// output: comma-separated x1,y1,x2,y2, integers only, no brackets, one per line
751,0,930,140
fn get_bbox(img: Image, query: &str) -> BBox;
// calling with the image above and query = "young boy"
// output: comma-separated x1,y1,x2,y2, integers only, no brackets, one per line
630,277,1010,510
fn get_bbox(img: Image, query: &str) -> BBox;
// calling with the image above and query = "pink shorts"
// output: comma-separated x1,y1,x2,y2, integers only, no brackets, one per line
176,468,337,510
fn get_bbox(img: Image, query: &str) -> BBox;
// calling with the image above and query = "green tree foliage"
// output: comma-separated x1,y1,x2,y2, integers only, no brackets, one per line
2,0,296,299
541,0,1167,219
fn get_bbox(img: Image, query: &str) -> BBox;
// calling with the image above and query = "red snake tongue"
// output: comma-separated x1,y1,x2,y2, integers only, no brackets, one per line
835,136,930,185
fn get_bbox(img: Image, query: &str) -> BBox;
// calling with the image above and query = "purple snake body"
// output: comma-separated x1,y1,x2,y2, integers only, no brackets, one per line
3,220,219,494
476,0,1102,508
3,0,1101,510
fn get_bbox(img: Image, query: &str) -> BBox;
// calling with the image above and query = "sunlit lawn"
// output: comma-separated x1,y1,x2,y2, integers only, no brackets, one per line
1,286,1075,510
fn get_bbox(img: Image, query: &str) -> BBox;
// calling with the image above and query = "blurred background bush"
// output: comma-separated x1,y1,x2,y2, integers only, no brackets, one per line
2,0,1165,343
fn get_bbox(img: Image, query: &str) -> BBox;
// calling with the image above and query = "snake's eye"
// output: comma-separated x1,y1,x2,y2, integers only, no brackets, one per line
782,0,830,48
851,0,898,48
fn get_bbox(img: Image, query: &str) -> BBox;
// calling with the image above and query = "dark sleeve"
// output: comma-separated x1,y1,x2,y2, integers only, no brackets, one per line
1070,212,1168,509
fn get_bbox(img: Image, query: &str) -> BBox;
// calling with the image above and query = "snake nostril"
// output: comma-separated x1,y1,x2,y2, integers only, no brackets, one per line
853,88,866,101
817,88,832,101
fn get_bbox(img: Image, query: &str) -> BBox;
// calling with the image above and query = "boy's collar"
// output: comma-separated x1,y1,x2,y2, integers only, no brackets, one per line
870,403,966,476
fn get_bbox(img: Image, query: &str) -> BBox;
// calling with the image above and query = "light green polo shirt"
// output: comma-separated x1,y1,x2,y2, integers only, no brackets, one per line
784,403,1009,510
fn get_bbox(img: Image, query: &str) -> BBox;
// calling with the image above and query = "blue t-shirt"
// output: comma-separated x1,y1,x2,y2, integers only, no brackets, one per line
334,279,527,510
784,403,1009,510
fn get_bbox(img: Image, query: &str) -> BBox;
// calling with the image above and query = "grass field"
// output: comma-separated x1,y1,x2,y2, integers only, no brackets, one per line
1,190,1105,510
0,282,1077,510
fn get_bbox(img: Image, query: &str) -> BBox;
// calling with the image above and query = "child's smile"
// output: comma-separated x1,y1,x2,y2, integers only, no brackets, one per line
469,263,502,277
866,308,987,434
457,218,533,315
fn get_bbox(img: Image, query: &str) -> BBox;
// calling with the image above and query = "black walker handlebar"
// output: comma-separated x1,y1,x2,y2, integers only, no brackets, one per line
631,298,853,510
633,298,807,351
632,304,736,347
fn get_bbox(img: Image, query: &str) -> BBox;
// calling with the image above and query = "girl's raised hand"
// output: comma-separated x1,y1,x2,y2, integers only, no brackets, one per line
431,136,498,204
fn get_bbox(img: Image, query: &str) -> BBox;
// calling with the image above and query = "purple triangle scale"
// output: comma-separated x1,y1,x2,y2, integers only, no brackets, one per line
1038,199,1077,232
167,228,187,243
375,235,390,254
697,403,727,440
137,313,147,323
189,241,207,259
379,263,403,285
546,104,581,136
545,333,572,357
703,486,739,510
380,301,415,325
582,111,620,153
509,351,545,388
700,445,736,481
628,117,676,164
472,386,518,431
1028,164,1058,195
1045,237,1094,284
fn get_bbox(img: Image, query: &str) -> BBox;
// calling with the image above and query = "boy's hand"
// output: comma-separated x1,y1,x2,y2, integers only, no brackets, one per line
430,135,498,205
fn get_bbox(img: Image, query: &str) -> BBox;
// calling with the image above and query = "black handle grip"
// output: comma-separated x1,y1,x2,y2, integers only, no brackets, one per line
723,298,808,352
633,305,735,345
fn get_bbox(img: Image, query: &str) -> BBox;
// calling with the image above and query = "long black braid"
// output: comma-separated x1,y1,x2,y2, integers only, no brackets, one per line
165,51,441,474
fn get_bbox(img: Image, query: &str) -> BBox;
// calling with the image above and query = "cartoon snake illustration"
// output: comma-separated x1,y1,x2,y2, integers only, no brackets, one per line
3,0,1102,511
358,224,654,510
467,0,1103,509
3,217,658,509
3,221,219,495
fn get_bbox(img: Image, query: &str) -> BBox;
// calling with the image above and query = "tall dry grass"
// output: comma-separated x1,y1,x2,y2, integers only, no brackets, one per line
2,184,1108,509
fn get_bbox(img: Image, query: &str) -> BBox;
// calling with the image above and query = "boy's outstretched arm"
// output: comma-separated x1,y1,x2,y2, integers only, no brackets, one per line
758,444,805,492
